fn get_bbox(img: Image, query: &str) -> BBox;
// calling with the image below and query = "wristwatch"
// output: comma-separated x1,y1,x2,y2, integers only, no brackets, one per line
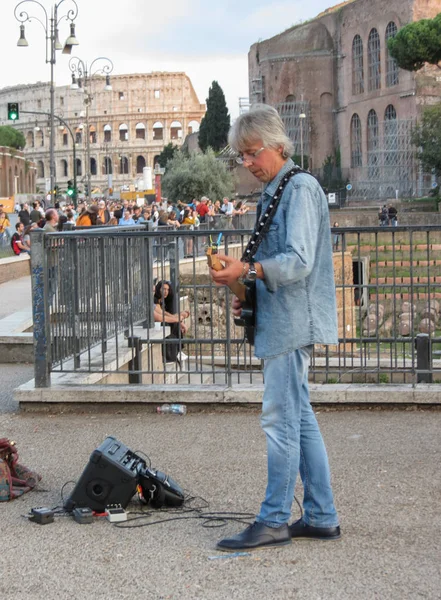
247,262,257,282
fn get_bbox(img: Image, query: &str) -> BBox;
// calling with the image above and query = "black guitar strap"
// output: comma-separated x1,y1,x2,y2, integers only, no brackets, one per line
241,166,308,263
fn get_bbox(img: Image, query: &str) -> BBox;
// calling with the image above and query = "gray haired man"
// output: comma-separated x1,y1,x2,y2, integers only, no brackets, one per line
210,104,340,552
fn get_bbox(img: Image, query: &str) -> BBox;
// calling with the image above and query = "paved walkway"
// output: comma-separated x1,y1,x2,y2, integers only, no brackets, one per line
0,275,31,320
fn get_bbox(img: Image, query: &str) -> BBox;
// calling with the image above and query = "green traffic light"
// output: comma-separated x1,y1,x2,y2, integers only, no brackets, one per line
7,102,19,121
67,188,74,196
10,112,18,121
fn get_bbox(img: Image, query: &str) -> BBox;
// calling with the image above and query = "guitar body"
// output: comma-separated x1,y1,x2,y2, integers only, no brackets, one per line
206,248,256,345
233,280,256,345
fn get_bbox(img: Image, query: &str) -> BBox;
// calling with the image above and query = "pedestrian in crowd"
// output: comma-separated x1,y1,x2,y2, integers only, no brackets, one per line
23,223,38,251
153,280,189,363
388,204,398,226
76,205,102,227
167,211,181,229
379,204,389,226
332,221,340,252
43,208,59,232
65,210,76,227
213,199,221,214
30,201,43,224
119,206,136,226
0,204,11,246
11,222,29,254
18,203,31,227
14,200,21,214
132,205,143,223
209,104,340,552
98,200,111,224
196,196,210,224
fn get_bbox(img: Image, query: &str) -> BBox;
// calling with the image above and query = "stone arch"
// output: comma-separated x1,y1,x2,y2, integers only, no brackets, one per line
188,120,200,134
37,160,45,178
104,124,112,142
26,130,34,148
119,123,128,142
153,121,164,141
170,120,182,140
60,159,68,177
136,155,146,174
136,123,146,140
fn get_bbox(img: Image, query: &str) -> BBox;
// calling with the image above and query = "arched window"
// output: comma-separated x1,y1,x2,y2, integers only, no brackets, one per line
36,128,44,147
120,156,129,174
367,109,379,177
90,157,97,176
61,128,69,146
352,35,364,95
385,22,399,87
136,155,146,174
89,125,97,144
285,94,295,102
384,105,398,167
170,120,182,140
103,157,112,175
119,124,128,142
26,130,34,148
153,121,163,141
37,161,44,178
188,120,200,134
60,159,68,178
76,158,82,177
135,123,146,140
104,124,112,142
368,29,381,91
350,114,362,167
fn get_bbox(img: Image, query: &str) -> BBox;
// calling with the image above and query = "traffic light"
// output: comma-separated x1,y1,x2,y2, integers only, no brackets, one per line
7,102,19,121
67,180,75,197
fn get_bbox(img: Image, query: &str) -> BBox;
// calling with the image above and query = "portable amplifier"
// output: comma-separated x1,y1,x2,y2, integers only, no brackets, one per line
64,436,146,512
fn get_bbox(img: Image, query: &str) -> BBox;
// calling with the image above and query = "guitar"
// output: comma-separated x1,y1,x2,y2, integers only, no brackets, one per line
206,246,256,345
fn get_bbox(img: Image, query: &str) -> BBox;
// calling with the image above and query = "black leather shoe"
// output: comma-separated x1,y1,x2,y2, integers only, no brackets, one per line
289,519,341,541
217,522,291,552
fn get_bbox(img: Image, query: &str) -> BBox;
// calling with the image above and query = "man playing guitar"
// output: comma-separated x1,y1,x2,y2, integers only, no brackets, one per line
209,104,340,552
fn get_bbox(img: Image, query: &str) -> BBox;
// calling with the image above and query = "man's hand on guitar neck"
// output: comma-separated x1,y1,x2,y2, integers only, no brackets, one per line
209,254,245,287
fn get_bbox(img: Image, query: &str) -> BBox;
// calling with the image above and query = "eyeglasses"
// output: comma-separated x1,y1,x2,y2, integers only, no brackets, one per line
235,147,265,165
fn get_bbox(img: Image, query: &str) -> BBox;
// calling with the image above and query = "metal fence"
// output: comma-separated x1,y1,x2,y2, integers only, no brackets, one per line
31,224,441,387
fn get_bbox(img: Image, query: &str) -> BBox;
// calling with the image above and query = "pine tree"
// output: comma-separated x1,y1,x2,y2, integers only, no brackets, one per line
198,81,230,152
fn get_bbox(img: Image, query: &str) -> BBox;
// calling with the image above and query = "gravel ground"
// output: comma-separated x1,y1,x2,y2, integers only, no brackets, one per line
0,406,440,600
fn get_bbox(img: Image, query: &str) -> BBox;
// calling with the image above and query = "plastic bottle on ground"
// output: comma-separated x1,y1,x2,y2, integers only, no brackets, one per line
156,403,187,415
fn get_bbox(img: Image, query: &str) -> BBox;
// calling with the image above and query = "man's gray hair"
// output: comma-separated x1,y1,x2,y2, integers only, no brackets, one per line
228,104,294,158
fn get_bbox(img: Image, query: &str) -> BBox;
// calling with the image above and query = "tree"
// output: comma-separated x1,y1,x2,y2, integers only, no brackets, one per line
411,103,441,175
156,143,179,168
162,149,234,203
198,81,230,152
388,14,441,71
0,126,26,150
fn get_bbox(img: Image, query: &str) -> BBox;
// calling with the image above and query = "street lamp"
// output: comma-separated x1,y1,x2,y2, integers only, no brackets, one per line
299,113,306,170
14,0,79,202
69,56,113,201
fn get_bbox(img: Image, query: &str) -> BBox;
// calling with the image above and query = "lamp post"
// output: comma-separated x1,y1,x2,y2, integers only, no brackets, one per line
299,113,306,170
69,56,113,201
14,0,79,203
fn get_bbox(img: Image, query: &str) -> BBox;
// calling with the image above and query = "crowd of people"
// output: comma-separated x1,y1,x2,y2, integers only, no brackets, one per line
4,194,251,256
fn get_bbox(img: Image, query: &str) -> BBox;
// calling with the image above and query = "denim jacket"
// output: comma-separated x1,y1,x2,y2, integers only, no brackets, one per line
253,159,338,359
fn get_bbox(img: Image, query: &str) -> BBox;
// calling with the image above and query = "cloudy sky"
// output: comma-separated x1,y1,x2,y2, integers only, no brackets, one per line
2,0,333,117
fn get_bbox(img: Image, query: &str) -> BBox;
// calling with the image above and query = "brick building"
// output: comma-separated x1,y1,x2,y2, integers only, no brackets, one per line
0,146,36,198
248,0,441,199
0,72,205,196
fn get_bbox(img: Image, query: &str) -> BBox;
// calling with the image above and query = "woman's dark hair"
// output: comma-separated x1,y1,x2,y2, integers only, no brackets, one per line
154,280,174,312
113,208,123,220
57,214,68,231
89,212,103,226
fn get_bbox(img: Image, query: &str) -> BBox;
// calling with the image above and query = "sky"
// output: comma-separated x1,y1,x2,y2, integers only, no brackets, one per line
2,0,335,118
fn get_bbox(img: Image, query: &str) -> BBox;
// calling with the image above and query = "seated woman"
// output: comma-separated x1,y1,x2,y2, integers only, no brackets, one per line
153,280,189,363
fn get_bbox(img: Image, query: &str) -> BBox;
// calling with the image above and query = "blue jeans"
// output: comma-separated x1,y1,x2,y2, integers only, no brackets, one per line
256,347,339,528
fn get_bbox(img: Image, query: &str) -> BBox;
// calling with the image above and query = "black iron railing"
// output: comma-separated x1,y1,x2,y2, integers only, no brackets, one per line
30,225,441,387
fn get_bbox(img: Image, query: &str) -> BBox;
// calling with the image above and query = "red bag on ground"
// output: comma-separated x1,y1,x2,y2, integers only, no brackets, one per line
0,438,42,501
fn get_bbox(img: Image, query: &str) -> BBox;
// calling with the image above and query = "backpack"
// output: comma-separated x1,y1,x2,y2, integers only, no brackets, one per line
11,233,21,255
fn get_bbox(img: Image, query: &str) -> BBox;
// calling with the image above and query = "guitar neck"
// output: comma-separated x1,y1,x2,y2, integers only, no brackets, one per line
207,249,247,302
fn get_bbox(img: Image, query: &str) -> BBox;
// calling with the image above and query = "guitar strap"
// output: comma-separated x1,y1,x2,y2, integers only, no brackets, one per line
241,166,308,263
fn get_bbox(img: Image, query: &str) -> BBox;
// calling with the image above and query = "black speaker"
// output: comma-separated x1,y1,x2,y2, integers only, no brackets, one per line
64,436,145,512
